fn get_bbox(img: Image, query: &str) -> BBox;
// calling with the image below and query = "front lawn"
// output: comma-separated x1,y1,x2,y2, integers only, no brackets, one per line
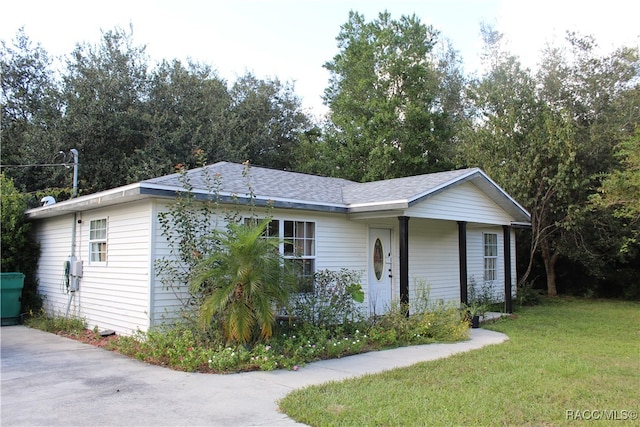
279,298,640,426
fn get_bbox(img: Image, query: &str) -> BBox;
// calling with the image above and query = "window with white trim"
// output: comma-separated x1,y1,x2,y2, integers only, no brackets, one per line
483,233,498,283
245,218,316,290
283,220,315,286
89,218,108,263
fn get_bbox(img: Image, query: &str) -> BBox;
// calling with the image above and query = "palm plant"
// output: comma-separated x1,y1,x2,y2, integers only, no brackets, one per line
191,218,298,344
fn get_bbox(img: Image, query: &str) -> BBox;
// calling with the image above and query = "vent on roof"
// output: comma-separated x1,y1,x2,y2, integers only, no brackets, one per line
41,196,56,206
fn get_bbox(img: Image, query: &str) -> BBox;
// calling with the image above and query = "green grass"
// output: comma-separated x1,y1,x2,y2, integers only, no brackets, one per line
279,298,640,426
24,310,87,335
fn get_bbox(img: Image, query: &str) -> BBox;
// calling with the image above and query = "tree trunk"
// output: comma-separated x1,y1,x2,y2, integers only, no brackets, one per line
541,241,559,296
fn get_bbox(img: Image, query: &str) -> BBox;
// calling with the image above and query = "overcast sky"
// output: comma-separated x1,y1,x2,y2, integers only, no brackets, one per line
2,0,638,117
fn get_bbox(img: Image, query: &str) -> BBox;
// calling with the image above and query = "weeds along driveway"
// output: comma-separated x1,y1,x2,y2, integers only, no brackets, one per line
1,325,508,427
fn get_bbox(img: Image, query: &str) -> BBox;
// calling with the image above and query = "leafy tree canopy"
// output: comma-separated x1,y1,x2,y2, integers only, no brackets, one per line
1,27,311,196
460,25,640,297
591,128,640,250
0,173,41,310
317,11,465,181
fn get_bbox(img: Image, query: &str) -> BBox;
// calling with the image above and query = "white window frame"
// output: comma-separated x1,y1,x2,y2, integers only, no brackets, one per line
89,218,108,264
483,232,498,283
245,217,316,288
282,220,315,282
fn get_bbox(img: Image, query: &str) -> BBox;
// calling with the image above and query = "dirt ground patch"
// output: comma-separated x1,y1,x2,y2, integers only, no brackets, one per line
57,329,120,349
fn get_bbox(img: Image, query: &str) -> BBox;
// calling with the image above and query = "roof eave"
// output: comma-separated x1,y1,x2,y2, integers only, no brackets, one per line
143,184,350,213
511,221,532,229
26,182,351,219
25,183,148,219
348,200,409,213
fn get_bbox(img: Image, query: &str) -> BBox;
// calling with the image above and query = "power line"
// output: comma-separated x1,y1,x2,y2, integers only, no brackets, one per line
0,163,76,168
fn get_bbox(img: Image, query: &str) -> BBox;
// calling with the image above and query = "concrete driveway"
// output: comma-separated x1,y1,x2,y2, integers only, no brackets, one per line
1,325,508,426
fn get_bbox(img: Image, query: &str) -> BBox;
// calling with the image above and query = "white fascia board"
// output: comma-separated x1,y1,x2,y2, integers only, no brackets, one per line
471,170,531,221
347,199,410,212
25,183,145,218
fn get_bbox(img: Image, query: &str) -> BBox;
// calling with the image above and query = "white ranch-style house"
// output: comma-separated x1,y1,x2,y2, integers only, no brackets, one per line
26,162,531,335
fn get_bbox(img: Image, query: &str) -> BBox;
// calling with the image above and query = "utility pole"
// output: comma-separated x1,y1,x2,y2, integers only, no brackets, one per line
70,148,79,198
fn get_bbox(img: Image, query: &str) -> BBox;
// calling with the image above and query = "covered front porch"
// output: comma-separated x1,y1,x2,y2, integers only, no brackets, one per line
350,214,520,315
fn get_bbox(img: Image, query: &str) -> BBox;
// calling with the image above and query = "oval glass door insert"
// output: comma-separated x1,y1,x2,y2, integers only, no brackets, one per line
373,238,384,280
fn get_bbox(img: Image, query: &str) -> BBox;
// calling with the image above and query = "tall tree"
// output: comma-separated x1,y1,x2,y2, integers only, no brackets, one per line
589,127,640,299
1,29,65,193
535,33,640,292
461,26,579,296
321,11,462,181
461,26,640,297
226,73,311,170
61,26,149,193
591,128,640,249
132,59,230,181
138,67,310,178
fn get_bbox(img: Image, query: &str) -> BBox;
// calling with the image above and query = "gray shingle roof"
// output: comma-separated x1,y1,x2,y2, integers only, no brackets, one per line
144,162,356,206
342,168,477,205
144,162,478,207
27,161,530,223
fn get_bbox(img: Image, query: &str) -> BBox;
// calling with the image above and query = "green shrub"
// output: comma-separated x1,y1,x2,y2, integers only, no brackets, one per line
154,159,226,314
1,174,42,312
369,298,469,347
191,218,298,345
291,269,365,330
25,311,87,335
28,285,469,374
516,280,543,306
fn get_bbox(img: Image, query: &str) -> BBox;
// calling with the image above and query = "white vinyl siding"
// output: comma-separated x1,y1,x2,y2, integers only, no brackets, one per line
33,201,154,335
151,201,230,325
32,215,75,316
151,206,369,323
77,202,152,334
407,219,460,303
406,181,513,224
315,214,368,272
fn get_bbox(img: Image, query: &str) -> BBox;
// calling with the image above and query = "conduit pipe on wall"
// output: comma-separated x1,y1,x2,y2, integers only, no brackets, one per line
65,149,80,318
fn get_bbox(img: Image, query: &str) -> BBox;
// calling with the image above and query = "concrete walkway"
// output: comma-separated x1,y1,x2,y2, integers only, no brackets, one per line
1,325,508,426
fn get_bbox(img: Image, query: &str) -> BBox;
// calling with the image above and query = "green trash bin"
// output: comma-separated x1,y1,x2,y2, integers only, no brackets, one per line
1,272,25,326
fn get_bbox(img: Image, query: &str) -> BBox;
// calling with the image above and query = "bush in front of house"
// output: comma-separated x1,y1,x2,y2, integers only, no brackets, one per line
27,289,470,373
290,268,366,330
190,218,299,345
111,277,468,373
25,310,87,335
1,174,42,313
369,300,469,346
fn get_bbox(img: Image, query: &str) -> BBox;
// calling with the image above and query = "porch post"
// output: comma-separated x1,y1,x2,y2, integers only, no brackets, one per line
398,216,410,311
458,221,468,305
503,225,513,314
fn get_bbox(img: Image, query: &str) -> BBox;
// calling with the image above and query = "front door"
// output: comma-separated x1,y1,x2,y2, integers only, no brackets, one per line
369,228,392,314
